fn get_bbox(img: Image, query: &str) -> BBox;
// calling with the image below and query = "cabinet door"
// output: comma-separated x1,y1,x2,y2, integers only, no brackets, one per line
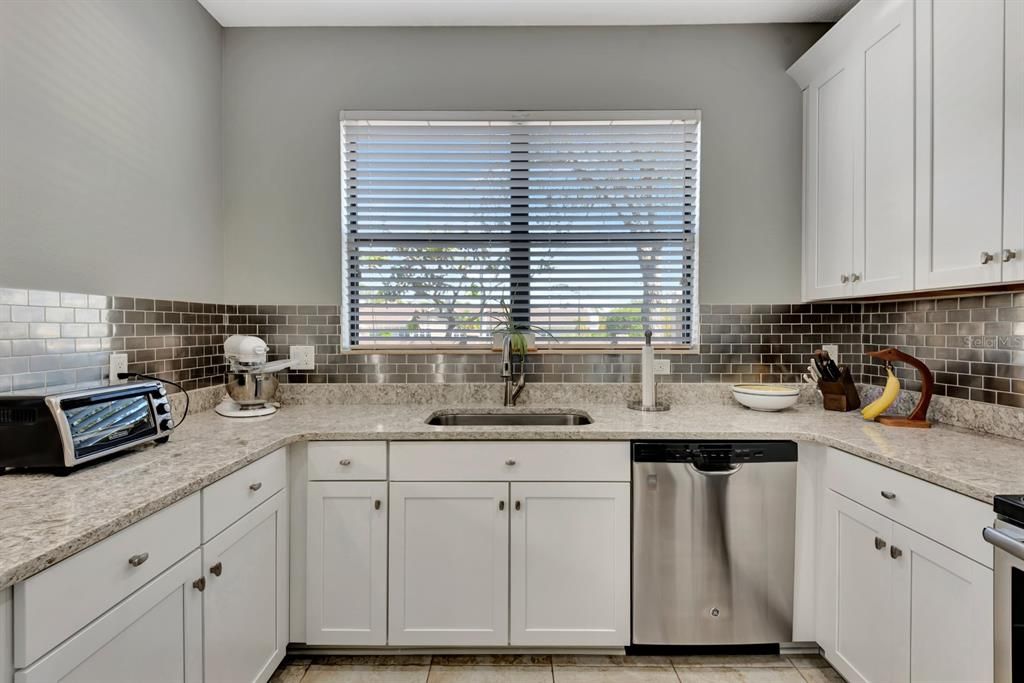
509,483,629,647
916,0,1006,289
824,491,896,683
203,491,288,683
891,523,993,683
388,482,509,646
1005,0,1024,282
15,551,202,683
805,62,857,300
854,0,916,296
306,481,387,645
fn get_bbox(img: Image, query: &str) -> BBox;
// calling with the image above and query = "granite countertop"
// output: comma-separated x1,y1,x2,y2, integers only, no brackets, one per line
1,399,1021,591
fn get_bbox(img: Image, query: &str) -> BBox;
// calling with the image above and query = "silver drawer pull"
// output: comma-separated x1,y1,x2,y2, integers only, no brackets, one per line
874,536,887,551
505,459,516,466
249,482,262,492
128,552,149,568
339,459,352,466
880,490,896,500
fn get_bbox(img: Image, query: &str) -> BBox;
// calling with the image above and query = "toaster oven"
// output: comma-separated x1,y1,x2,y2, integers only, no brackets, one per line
0,381,174,471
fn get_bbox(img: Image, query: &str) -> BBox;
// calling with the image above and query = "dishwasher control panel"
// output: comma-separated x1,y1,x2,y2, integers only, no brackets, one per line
632,440,797,471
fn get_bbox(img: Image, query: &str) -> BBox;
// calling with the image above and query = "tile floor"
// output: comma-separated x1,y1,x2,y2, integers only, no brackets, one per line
270,654,845,682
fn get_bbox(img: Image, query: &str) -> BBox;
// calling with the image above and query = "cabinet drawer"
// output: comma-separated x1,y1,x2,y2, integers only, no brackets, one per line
202,449,286,542
389,441,629,482
825,448,993,566
308,442,386,481
14,493,200,668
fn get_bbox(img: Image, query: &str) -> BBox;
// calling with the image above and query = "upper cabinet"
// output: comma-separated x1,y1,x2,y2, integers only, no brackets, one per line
791,0,1023,300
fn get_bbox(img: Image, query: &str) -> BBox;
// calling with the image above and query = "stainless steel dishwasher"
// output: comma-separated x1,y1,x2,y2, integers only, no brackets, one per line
632,440,798,646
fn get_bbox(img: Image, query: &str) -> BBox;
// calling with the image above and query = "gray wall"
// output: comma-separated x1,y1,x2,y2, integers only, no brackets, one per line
0,0,223,302
221,24,827,305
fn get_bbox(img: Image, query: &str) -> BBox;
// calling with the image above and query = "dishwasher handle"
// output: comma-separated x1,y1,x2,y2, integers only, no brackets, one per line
688,463,743,477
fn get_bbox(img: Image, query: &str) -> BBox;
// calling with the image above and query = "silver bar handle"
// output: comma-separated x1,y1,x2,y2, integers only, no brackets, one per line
687,463,743,477
983,527,1024,561
128,552,149,568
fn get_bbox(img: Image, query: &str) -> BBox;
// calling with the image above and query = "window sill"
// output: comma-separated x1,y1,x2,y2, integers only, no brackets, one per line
340,346,699,355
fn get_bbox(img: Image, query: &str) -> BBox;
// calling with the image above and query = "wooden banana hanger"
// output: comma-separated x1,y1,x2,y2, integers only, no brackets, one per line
867,347,934,428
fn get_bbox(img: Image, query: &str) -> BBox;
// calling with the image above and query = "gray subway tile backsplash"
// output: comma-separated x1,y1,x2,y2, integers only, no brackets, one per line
0,286,1022,409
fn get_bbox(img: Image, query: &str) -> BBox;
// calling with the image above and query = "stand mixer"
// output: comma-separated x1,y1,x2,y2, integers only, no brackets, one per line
215,335,292,418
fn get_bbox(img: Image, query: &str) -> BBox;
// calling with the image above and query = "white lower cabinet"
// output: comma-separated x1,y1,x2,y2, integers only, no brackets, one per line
388,482,510,646
306,481,387,645
822,489,993,683
202,491,288,683
825,491,896,683
509,482,630,647
14,551,203,683
891,524,993,683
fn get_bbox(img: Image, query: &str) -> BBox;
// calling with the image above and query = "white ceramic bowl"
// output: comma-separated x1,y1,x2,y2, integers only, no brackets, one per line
731,384,801,412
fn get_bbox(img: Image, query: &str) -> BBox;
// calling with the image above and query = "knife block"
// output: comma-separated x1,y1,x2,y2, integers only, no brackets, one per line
818,367,861,412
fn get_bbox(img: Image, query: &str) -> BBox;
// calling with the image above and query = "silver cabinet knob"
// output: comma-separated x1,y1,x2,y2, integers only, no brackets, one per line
874,536,887,551
249,482,262,492
890,546,903,559
505,459,516,466
840,274,850,284
981,251,995,264
128,552,149,568
339,459,352,466
880,490,896,500
498,500,505,511
193,577,206,592
850,273,861,282
1004,249,1019,263
374,499,382,510
210,561,223,577
515,500,522,511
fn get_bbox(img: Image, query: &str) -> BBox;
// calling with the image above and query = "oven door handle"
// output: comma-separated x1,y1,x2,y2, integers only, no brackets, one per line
983,527,1024,561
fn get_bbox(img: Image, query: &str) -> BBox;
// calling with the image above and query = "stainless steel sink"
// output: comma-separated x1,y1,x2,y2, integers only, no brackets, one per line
426,412,593,426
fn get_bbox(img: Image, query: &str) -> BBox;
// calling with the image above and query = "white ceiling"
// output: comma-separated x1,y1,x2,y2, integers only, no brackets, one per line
198,0,857,28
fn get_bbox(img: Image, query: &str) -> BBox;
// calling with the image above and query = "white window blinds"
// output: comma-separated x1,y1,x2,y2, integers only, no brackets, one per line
341,111,700,348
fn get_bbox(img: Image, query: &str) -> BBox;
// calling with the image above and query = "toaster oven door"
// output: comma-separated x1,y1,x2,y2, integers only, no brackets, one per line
57,391,158,463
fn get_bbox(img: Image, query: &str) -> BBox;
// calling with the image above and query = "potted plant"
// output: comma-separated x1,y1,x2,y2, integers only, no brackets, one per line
487,302,554,354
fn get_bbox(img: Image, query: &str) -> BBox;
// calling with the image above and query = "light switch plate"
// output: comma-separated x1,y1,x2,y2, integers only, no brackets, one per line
821,344,839,361
109,353,128,384
290,345,316,370
654,359,671,375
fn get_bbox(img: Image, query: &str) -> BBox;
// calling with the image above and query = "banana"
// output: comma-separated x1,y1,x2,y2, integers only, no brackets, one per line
862,367,900,421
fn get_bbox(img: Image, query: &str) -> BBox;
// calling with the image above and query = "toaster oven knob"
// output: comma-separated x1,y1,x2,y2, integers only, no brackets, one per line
156,403,170,415
160,418,174,431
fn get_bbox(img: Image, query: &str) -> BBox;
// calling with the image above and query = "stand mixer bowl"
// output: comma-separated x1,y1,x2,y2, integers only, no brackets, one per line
225,371,280,406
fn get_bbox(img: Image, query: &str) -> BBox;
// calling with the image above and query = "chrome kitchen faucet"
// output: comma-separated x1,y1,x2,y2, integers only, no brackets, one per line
501,334,526,406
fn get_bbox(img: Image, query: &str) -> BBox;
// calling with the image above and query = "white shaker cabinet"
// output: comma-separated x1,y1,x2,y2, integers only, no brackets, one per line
823,491,896,683
306,481,387,646
793,0,916,300
202,491,288,683
13,552,203,683
915,0,1007,289
388,482,510,647
509,482,630,647
890,524,993,683
1005,0,1024,282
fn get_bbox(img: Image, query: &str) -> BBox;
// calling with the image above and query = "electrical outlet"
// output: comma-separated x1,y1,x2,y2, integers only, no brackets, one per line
654,359,671,375
290,345,316,371
822,344,840,361
109,353,128,384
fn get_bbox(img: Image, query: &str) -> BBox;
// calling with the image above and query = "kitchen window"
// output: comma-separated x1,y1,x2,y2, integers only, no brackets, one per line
341,110,700,349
